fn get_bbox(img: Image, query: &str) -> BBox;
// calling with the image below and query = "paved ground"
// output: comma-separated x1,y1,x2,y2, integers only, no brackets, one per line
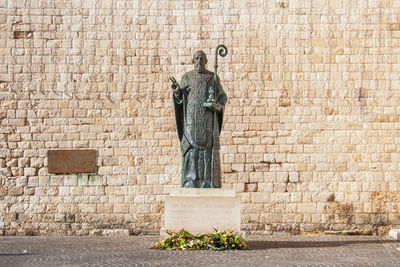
0,235,399,267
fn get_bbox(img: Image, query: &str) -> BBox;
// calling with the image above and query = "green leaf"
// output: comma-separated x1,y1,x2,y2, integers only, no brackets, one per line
152,229,249,250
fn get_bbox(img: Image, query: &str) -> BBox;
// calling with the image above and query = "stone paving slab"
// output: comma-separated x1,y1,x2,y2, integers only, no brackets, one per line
0,235,399,267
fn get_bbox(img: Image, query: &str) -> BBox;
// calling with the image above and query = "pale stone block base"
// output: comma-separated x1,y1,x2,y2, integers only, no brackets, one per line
389,229,400,241
161,188,241,239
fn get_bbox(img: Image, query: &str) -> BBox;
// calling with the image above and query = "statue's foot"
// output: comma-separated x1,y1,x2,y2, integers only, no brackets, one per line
182,180,195,188
199,181,211,188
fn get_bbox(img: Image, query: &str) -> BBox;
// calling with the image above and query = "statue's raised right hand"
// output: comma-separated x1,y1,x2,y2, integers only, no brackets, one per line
170,77,181,93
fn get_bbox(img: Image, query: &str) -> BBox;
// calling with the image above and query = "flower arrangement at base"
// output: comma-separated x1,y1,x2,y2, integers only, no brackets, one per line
153,229,248,251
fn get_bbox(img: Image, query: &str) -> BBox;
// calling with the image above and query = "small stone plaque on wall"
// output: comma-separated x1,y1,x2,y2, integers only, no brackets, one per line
48,150,97,174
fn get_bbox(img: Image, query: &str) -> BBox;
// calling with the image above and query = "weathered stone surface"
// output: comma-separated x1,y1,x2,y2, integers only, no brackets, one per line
1,0,400,235
8,187,23,196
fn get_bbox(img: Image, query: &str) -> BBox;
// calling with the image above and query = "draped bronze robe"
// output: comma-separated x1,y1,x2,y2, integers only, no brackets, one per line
173,69,227,188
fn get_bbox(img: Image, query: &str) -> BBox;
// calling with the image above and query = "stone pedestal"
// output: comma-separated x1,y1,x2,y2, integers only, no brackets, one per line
162,188,241,238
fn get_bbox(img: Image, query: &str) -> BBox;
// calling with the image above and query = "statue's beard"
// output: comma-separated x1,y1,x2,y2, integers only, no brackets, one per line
195,65,205,72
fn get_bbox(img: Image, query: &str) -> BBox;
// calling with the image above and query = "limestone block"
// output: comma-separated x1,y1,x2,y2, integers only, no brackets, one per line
114,203,129,213
289,172,299,182
9,187,23,196
97,203,113,213
24,168,37,176
50,176,63,186
88,176,104,186
55,214,66,222
3,213,17,222
6,159,18,167
164,189,241,235
15,177,27,186
59,187,70,196
355,213,371,225
27,177,38,187
83,187,95,196
298,203,317,213
64,176,78,186
70,187,83,196
78,204,96,213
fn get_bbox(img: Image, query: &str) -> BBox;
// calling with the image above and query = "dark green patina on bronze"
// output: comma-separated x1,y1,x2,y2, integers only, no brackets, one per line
170,45,228,188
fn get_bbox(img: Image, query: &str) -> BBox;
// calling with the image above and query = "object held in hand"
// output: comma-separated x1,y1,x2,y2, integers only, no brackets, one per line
170,77,181,94
203,101,221,113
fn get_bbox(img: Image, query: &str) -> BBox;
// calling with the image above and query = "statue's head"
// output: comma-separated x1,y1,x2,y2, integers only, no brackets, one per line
192,50,207,72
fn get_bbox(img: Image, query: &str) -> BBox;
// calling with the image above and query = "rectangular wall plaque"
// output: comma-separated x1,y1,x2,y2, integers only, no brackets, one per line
48,150,97,174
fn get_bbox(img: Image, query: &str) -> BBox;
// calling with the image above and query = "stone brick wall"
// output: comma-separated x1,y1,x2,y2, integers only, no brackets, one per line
1,0,399,235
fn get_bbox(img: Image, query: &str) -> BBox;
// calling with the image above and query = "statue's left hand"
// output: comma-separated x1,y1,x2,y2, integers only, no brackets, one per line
203,101,221,113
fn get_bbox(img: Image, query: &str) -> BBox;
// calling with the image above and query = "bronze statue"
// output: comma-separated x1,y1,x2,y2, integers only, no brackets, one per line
170,46,228,188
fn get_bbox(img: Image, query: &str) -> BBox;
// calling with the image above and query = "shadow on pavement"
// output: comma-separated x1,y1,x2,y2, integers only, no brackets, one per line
0,253,35,256
248,239,397,250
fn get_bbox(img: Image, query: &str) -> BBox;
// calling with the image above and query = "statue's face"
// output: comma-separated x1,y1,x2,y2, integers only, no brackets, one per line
193,51,207,72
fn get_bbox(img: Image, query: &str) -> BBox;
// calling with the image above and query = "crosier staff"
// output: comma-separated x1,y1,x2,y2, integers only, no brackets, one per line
208,44,228,187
